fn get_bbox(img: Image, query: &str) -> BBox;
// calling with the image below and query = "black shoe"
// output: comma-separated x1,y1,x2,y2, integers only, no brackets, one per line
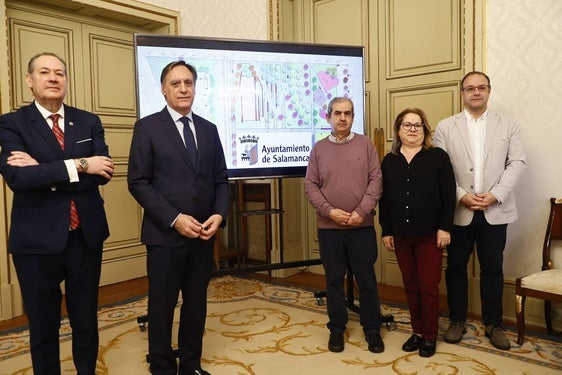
328,332,345,352
419,338,436,358
366,332,384,353
402,334,422,352
187,370,211,375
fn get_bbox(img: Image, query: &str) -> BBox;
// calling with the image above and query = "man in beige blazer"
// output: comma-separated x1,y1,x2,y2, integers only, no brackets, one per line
432,71,526,351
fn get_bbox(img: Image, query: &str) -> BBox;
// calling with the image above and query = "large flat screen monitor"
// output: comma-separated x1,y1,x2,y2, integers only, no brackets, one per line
134,34,365,179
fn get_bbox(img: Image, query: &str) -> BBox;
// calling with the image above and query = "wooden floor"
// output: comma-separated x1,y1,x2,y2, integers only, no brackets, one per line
0,271,420,332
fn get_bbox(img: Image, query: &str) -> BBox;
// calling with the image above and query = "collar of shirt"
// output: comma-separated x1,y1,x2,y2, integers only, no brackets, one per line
166,105,193,124
328,132,355,143
463,108,489,122
167,106,197,147
35,101,64,131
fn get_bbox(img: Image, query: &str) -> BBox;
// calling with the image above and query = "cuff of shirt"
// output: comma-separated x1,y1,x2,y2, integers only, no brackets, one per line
65,159,79,182
171,213,181,228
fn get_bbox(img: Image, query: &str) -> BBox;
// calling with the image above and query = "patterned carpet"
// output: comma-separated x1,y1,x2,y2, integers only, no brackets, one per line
1,275,561,374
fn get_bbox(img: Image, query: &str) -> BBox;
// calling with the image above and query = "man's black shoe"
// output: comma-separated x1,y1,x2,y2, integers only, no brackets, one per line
328,332,345,352
402,334,422,352
186,370,211,375
366,333,384,353
419,338,436,358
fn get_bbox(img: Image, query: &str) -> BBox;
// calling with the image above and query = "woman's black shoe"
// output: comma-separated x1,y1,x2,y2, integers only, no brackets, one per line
402,334,422,352
419,338,436,357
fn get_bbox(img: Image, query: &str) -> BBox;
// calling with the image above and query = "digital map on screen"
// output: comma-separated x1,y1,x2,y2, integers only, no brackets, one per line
136,45,364,173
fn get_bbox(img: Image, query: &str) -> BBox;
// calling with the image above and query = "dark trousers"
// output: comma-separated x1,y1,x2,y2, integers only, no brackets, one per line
394,235,443,339
446,211,507,326
147,240,214,375
12,229,102,375
318,226,381,335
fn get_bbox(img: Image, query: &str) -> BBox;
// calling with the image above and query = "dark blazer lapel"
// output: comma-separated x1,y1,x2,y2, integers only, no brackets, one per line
27,104,64,156
191,115,205,171
158,108,194,170
63,105,78,157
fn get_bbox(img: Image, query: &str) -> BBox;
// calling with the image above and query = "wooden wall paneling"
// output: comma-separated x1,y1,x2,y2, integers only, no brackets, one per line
380,0,464,152
99,176,144,255
79,25,144,276
277,0,306,42
377,0,466,288
387,82,461,133
82,26,137,116
7,9,82,108
386,0,461,78
280,177,308,277
312,0,370,82
0,0,179,320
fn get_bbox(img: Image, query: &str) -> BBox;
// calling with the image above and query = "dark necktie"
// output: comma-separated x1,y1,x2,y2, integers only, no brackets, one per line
180,116,198,166
50,114,80,230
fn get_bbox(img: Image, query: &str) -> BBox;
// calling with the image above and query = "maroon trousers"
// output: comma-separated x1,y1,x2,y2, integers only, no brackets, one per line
394,235,443,339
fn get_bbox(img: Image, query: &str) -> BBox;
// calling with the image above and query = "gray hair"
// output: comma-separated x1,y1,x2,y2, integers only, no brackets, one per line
27,52,67,75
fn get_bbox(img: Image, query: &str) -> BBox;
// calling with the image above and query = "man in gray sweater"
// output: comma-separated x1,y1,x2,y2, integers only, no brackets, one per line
304,97,384,354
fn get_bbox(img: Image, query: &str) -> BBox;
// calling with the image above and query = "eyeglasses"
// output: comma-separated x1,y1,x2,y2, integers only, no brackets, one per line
401,122,424,131
462,85,490,93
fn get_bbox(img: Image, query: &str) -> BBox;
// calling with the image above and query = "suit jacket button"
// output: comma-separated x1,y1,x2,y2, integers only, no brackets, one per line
51,186,57,191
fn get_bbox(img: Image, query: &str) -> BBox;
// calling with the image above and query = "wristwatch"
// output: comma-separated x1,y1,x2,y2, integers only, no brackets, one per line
79,158,89,172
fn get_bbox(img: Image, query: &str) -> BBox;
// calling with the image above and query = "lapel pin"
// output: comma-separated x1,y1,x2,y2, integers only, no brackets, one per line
69,122,74,126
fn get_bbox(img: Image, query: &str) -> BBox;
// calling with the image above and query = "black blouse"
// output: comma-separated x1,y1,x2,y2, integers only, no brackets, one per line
379,147,456,238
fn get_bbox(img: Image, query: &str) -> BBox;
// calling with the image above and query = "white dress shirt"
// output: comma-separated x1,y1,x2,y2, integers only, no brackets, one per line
34,101,79,182
464,108,488,194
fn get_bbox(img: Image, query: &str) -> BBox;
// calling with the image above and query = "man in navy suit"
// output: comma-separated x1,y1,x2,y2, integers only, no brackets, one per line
128,60,230,375
0,52,114,374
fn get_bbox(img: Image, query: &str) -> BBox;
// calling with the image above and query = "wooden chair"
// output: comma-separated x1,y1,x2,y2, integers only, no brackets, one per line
515,197,562,345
